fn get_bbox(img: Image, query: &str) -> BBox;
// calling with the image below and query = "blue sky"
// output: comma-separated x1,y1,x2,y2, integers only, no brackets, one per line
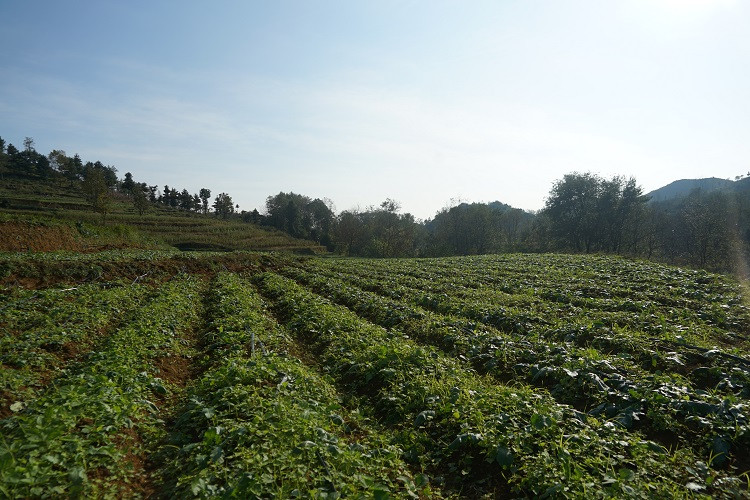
1,0,748,218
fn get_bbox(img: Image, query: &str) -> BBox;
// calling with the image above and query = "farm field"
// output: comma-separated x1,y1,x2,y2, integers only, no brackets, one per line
1,251,749,498
0,177,325,253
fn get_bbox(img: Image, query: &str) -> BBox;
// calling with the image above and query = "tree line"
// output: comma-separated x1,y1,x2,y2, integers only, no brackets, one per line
250,177,750,275
2,135,748,274
0,136,238,221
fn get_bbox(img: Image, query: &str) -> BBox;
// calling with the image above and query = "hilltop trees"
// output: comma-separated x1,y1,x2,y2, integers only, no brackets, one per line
427,202,533,256
3,133,749,272
213,193,235,219
3,138,51,178
542,173,648,254
1,134,258,225
264,192,334,248
179,189,193,211
199,188,211,214
0,138,8,179
47,150,81,183
121,172,136,194
328,200,422,257
82,166,112,223
132,184,150,216
81,161,117,188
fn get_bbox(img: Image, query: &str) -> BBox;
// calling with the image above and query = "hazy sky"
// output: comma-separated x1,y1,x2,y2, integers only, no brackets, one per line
1,0,748,219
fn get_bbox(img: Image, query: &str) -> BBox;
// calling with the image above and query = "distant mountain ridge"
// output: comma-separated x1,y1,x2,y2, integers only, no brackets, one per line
647,177,750,202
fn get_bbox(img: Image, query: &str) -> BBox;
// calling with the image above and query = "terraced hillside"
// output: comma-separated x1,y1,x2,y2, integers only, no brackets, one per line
1,252,749,498
0,177,324,253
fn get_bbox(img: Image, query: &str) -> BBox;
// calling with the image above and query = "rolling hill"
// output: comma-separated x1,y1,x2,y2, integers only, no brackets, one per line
648,176,750,202
0,175,325,253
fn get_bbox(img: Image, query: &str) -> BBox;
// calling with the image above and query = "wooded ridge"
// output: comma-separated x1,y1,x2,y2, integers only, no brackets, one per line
1,135,748,274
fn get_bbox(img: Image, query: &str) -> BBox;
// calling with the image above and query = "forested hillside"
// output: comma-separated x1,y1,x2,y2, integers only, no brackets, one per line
2,135,748,274
648,177,750,202
0,138,324,253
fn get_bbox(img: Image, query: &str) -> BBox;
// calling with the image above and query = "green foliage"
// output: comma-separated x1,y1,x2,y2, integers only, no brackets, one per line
542,173,648,254
1,252,749,497
287,256,750,473
0,276,204,497
331,201,423,257
428,202,533,255
265,192,335,248
255,268,749,497
212,193,234,219
155,273,428,498
0,179,323,253
81,167,112,223
0,281,148,406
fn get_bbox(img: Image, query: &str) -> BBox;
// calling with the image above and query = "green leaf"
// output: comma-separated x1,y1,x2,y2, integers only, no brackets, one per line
210,446,224,464
495,446,514,466
414,410,435,427
373,487,391,500
68,467,86,486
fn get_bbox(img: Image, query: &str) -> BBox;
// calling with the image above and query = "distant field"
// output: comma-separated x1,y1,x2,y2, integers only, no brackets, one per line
1,252,749,497
0,177,324,253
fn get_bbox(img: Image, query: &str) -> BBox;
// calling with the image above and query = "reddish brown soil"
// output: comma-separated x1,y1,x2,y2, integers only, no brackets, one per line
154,354,193,388
0,251,282,289
95,426,156,499
0,221,82,252
0,390,15,419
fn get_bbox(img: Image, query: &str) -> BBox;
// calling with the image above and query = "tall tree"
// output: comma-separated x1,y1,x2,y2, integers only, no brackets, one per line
305,198,335,249
48,150,71,176
161,185,171,206
430,203,498,255
333,210,364,255
543,173,647,254
82,161,117,188
0,140,8,180
82,168,111,223
179,189,193,211
366,199,417,257
71,154,83,181
265,192,335,246
213,192,234,219
199,188,211,213
133,184,149,216
121,172,136,194
543,173,601,252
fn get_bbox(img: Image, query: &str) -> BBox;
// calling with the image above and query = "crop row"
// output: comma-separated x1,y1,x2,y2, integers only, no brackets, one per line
0,276,203,498
312,256,749,349
283,265,750,471
305,259,750,395
337,254,747,316
326,255,749,334
154,272,429,498
305,258,750,386
255,271,743,498
1,282,149,413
